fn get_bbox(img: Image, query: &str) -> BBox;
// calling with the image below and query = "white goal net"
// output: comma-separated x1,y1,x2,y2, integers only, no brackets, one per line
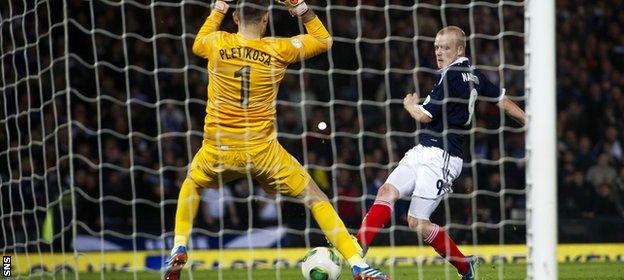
1,0,539,278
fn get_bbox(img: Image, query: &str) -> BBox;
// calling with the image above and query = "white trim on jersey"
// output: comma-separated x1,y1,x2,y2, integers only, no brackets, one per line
498,87,507,102
419,105,433,118
436,56,469,86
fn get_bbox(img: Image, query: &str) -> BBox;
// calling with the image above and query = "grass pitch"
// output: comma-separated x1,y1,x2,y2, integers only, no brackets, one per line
32,262,623,279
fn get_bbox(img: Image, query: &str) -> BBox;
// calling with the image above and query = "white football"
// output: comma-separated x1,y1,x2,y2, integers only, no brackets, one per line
301,247,342,280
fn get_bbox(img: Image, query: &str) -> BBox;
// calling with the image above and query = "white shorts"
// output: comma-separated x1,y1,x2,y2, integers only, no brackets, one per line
385,145,463,219
408,196,443,220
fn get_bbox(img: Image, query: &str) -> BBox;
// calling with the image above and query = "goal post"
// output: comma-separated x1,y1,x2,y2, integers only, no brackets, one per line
525,0,557,279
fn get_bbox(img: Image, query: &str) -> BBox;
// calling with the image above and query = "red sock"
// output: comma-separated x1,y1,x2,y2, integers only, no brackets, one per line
356,201,392,247
425,224,468,275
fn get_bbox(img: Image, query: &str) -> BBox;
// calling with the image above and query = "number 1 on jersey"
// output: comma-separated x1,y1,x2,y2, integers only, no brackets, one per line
234,66,251,108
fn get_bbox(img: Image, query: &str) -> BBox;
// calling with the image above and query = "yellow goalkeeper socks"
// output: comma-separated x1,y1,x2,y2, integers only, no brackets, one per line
310,201,365,267
173,179,201,248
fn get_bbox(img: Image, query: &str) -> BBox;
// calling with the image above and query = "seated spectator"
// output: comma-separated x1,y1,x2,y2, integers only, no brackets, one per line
586,153,617,187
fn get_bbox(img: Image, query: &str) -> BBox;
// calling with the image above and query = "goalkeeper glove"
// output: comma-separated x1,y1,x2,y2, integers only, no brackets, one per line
277,0,309,17
213,0,230,13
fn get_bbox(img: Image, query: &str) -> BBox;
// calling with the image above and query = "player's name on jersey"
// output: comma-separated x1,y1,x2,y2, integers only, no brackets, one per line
219,47,273,66
461,72,480,84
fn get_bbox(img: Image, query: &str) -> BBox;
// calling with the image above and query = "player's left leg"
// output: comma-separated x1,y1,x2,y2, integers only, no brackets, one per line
254,140,390,279
298,181,390,280
407,147,471,277
297,181,362,264
407,198,471,277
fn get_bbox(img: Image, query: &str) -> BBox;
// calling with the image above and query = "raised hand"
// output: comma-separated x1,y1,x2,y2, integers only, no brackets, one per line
276,0,309,17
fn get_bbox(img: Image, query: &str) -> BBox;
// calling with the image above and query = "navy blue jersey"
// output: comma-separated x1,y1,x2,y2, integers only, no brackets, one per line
419,57,504,158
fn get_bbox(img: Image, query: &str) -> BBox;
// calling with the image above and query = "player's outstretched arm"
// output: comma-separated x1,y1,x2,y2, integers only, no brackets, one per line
278,0,333,60
498,96,526,126
192,0,230,58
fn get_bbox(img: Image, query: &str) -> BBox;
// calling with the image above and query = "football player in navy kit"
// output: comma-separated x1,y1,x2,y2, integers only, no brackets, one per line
355,26,526,280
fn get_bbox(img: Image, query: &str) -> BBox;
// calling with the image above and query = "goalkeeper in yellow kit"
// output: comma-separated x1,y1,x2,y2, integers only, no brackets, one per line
163,0,390,279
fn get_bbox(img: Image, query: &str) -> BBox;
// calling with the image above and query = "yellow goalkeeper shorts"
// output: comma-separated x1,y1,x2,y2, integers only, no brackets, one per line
187,139,310,197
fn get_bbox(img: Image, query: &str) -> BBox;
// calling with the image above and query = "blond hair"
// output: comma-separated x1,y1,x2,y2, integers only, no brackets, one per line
437,26,466,51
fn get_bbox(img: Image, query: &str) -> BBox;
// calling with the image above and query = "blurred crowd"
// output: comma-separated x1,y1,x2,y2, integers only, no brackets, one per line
1,0,623,251
554,0,624,241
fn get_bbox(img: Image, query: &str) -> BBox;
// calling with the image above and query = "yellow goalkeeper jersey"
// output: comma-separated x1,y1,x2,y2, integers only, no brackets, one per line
192,10,331,147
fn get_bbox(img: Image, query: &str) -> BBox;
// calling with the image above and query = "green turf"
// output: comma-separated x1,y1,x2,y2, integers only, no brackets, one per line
28,262,624,280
